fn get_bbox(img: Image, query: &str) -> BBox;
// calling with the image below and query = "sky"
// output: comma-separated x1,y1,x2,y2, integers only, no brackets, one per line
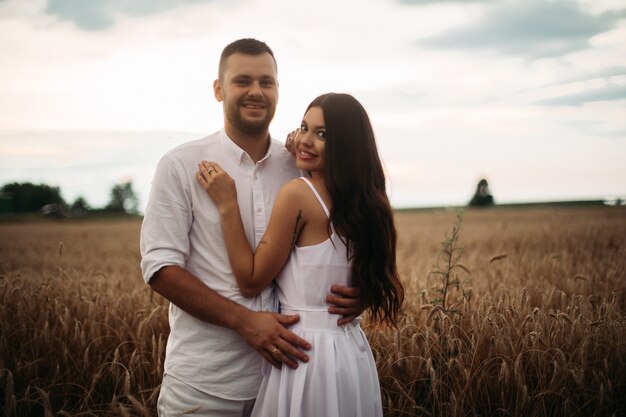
0,0,625,210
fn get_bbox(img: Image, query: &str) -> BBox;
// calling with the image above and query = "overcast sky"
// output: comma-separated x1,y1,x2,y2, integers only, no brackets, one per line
1,0,624,210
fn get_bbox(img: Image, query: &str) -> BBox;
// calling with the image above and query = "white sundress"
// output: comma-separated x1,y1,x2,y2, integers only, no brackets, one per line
251,177,383,417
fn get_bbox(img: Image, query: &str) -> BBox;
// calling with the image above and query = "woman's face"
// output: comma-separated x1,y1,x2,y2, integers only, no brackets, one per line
295,106,326,176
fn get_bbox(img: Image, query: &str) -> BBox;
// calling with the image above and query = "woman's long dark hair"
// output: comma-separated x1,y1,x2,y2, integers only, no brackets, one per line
305,93,404,326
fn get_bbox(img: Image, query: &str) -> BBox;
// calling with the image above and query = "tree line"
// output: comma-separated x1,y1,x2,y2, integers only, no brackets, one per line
0,178,499,217
0,181,140,216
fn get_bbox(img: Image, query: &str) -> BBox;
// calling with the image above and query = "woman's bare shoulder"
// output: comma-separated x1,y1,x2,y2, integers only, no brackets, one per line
274,178,319,217
279,177,311,196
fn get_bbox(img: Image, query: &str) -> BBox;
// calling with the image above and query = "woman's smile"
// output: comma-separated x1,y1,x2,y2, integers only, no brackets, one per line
297,149,318,160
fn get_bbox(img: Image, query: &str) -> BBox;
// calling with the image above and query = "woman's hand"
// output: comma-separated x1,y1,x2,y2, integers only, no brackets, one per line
284,129,300,157
196,161,238,214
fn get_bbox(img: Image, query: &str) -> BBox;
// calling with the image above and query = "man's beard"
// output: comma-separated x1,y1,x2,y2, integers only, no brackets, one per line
227,102,275,135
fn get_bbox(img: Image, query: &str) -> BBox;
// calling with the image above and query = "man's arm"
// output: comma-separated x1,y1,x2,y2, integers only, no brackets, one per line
150,265,310,368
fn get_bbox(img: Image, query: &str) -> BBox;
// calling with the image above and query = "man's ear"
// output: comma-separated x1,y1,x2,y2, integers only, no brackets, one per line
213,79,223,102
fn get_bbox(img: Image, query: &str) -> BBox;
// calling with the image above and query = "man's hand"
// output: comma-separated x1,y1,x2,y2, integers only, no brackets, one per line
236,310,311,369
327,284,365,325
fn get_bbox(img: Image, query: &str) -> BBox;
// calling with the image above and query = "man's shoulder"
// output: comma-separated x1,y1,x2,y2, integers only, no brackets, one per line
167,132,220,156
159,131,221,166
269,137,286,150
269,137,297,163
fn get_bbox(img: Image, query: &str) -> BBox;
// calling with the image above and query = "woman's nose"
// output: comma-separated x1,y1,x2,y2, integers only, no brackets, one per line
298,132,312,146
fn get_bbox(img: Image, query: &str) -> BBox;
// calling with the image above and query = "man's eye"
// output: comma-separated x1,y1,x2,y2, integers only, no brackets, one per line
261,80,274,87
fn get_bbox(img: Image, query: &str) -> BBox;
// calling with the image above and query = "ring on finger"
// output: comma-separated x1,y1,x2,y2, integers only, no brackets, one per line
270,347,278,355
207,168,213,174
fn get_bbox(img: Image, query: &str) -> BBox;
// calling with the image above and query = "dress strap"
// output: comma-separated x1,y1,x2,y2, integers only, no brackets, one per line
299,177,330,218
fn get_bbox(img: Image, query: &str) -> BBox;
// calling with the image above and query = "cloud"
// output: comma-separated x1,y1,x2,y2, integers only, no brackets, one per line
399,0,486,3
574,66,626,82
535,83,626,107
44,0,215,30
416,1,626,57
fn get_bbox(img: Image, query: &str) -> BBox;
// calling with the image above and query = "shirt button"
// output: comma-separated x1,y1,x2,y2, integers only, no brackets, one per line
256,207,262,213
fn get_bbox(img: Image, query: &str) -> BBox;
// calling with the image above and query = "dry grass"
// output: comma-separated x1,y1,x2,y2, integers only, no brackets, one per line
0,220,167,416
1,207,625,416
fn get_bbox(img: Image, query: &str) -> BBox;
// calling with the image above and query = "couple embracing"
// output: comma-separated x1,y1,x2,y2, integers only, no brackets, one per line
140,38,404,417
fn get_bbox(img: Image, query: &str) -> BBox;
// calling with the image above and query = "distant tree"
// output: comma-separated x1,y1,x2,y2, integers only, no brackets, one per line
0,182,65,212
0,192,12,213
70,196,91,217
469,178,495,207
106,181,139,214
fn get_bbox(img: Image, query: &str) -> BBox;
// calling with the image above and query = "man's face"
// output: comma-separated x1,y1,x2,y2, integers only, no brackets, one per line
214,52,278,136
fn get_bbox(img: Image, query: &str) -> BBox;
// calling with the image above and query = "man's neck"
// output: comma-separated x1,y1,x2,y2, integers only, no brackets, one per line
225,125,271,163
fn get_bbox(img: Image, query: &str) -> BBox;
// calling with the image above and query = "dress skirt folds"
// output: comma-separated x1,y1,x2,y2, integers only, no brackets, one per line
251,309,382,417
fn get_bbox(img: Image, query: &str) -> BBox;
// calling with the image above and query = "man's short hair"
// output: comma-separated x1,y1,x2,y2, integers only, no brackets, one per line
219,38,276,80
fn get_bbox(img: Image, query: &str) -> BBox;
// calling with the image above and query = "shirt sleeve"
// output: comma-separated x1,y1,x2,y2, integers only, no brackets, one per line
140,154,193,283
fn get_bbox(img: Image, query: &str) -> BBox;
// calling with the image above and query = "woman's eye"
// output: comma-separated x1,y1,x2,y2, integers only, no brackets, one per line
300,125,307,132
317,131,326,139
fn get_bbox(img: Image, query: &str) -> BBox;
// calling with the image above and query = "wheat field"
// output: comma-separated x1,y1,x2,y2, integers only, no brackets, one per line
1,206,625,416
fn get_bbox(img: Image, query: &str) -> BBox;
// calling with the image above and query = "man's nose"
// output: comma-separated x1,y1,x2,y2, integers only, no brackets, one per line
247,81,263,96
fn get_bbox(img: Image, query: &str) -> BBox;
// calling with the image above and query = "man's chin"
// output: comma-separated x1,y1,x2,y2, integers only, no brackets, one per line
238,120,271,135
241,113,274,130
228,111,274,135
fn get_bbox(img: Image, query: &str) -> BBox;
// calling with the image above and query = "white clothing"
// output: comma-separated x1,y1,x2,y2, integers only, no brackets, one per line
140,129,300,400
251,178,383,417
158,374,255,417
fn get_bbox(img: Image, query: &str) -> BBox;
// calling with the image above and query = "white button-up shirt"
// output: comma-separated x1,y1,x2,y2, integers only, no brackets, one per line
140,129,300,400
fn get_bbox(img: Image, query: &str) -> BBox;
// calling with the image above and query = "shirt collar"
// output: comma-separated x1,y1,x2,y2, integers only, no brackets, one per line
218,128,273,165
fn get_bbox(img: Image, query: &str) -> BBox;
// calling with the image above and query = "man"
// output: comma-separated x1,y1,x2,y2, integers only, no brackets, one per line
140,38,361,416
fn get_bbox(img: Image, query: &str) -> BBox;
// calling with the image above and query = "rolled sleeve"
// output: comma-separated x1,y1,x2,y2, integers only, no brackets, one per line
140,154,193,283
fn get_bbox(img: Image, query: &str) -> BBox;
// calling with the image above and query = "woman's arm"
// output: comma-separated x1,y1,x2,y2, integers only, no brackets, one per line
196,161,305,297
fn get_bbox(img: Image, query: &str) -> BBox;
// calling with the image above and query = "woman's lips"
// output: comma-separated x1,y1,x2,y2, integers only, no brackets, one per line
298,150,317,160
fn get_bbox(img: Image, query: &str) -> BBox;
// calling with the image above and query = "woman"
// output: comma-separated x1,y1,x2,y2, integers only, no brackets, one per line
196,93,404,417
